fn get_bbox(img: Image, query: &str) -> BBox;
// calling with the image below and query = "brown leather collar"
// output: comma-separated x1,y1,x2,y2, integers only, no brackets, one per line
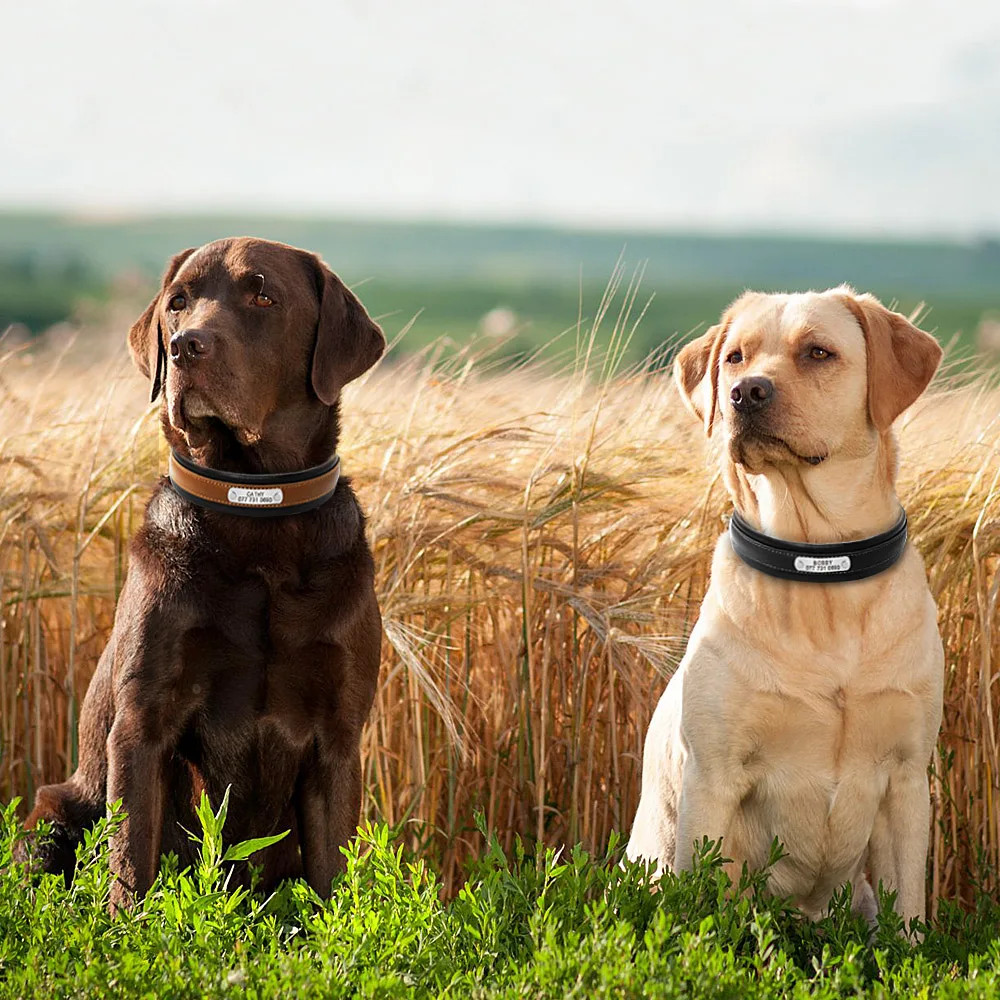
168,450,341,517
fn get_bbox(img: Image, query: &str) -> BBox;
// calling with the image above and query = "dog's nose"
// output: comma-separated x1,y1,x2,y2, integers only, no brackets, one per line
170,329,213,363
730,376,773,412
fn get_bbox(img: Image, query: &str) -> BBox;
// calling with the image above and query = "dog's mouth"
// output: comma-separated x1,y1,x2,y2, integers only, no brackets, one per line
167,384,266,449
181,394,218,421
167,386,217,432
730,429,827,469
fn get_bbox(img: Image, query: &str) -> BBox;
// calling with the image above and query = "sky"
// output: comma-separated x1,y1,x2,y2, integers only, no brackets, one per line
3,0,999,235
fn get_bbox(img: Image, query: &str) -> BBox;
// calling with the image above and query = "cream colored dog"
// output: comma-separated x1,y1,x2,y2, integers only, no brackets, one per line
627,288,944,924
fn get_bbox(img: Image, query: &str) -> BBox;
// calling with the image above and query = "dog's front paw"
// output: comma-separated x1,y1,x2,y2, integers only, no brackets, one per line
11,823,77,886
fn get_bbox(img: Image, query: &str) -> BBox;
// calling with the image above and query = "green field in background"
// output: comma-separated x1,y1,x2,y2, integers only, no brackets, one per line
1,212,997,362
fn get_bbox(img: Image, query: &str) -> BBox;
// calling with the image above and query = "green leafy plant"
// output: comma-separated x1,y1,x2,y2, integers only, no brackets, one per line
3,804,1000,998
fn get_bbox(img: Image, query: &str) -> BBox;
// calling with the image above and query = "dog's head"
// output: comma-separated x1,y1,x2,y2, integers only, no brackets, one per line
674,288,942,477
128,238,385,464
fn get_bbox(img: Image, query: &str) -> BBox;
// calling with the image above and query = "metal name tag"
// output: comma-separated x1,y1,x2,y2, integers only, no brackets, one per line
227,486,284,506
793,554,851,574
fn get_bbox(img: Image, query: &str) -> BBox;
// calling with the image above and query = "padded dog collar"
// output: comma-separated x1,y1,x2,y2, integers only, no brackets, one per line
168,449,341,517
728,508,908,583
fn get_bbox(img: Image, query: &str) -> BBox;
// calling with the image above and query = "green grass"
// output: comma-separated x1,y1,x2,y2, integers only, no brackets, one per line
4,798,1000,998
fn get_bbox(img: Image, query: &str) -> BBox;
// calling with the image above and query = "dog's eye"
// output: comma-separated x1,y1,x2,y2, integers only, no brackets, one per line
252,293,274,308
726,350,743,364
809,347,832,360
167,294,187,312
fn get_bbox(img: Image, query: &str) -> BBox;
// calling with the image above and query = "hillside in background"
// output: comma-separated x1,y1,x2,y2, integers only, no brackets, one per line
1,213,998,360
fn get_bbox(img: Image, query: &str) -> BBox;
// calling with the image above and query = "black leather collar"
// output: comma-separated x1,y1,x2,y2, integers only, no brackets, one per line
729,509,908,582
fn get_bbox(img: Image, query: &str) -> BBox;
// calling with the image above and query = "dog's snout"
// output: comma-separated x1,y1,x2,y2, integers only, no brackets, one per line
730,376,773,413
170,329,214,363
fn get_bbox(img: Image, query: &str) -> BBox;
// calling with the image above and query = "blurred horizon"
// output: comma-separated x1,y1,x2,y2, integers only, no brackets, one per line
5,206,1000,243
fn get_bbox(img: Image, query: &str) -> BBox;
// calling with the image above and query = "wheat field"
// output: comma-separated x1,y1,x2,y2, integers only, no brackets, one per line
1,290,999,910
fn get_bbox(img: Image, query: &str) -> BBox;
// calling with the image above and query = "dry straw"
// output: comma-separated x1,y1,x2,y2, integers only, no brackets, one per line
1,283,998,909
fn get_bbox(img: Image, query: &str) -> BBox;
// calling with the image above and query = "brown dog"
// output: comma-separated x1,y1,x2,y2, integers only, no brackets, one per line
22,238,385,909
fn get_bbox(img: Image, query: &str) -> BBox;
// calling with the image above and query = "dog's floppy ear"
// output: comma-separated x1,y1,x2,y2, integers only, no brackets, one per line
840,291,942,431
128,248,196,403
673,320,729,436
308,257,386,406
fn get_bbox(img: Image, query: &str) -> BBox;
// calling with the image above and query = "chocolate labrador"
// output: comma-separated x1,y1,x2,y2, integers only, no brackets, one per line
22,238,385,909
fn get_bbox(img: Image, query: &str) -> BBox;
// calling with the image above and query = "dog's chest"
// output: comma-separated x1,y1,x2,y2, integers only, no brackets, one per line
734,682,927,870
179,569,344,748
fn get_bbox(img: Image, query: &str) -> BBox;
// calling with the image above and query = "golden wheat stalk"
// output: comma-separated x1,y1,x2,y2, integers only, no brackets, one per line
1,307,998,908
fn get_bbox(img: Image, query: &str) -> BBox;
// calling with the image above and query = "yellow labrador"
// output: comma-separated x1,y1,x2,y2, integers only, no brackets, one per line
627,288,944,924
